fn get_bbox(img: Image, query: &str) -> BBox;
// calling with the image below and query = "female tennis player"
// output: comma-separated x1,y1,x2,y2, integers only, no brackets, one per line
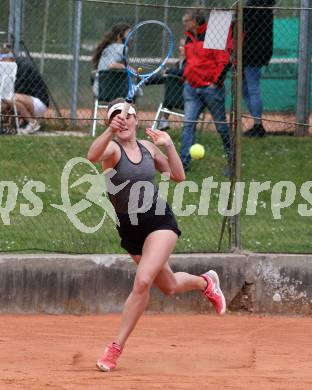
87,98,226,372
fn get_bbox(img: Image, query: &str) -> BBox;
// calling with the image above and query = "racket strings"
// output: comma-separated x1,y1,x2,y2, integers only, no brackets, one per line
126,24,171,76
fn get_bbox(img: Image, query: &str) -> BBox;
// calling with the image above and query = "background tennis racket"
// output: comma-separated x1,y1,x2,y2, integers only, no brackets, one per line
121,20,174,118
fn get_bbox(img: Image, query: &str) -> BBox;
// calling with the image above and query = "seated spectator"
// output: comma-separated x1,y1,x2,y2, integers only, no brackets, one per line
0,46,49,135
144,38,186,130
158,38,186,130
91,23,131,96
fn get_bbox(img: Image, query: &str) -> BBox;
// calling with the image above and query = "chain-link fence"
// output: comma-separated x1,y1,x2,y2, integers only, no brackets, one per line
0,0,311,254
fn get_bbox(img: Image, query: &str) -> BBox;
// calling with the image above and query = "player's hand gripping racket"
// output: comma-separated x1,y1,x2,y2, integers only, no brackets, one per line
121,20,174,118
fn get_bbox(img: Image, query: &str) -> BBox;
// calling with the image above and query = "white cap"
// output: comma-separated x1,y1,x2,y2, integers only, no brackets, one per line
107,102,136,121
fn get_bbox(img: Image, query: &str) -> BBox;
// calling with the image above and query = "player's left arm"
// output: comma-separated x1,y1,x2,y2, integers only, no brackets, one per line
144,129,185,182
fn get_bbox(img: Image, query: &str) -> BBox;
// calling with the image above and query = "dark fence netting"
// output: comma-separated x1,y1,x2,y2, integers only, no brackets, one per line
0,0,311,254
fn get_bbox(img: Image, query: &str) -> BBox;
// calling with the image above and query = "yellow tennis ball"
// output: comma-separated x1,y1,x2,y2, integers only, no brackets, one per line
189,144,205,160
138,67,143,73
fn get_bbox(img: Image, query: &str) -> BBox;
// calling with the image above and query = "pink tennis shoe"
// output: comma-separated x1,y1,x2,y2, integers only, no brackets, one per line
96,342,123,372
201,270,226,315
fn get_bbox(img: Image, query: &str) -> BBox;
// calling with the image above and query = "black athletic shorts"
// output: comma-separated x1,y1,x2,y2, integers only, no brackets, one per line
116,203,181,256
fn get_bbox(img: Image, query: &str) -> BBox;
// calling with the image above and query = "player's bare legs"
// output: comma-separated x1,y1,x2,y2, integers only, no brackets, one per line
115,229,178,347
97,229,178,371
132,252,226,314
96,228,226,372
131,255,206,295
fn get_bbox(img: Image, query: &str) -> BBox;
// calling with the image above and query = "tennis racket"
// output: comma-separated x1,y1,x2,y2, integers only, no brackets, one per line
121,20,174,118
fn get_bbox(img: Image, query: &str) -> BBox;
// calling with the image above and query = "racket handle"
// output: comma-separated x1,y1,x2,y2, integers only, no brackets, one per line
120,100,131,119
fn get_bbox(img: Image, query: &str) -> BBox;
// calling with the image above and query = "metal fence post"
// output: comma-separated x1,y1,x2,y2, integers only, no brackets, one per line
231,0,243,251
13,0,22,55
70,0,82,127
40,0,50,75
295,0,312,136
8,0,15,45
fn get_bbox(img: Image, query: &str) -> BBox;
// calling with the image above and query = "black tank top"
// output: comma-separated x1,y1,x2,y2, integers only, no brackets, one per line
105,140,159,214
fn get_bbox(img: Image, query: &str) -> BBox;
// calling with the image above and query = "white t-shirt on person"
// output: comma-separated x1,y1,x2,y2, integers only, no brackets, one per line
93,43,124,96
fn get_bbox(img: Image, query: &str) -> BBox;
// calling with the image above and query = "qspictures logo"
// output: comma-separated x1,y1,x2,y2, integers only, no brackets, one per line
50,157,119,233
0,157,312,233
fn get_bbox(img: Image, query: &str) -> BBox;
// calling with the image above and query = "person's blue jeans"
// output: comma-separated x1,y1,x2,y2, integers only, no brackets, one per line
243,66,263,120
181,82,231,169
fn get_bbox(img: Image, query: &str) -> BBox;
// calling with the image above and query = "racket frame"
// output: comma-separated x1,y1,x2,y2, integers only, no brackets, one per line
121,20,174,117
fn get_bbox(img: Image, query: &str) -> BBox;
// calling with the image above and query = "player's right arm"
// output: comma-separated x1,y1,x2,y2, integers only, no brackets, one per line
87,115,125,163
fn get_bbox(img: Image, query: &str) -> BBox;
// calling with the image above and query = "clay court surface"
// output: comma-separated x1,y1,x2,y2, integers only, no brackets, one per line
1,314,312,390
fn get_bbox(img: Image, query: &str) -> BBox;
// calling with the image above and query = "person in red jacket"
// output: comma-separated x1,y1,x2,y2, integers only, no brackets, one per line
180,9,232,173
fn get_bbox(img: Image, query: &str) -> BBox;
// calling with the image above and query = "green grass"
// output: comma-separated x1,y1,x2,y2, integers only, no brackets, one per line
0,130,311,254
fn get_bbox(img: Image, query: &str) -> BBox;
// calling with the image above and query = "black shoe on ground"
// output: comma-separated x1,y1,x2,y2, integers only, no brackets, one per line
243,123,266,137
